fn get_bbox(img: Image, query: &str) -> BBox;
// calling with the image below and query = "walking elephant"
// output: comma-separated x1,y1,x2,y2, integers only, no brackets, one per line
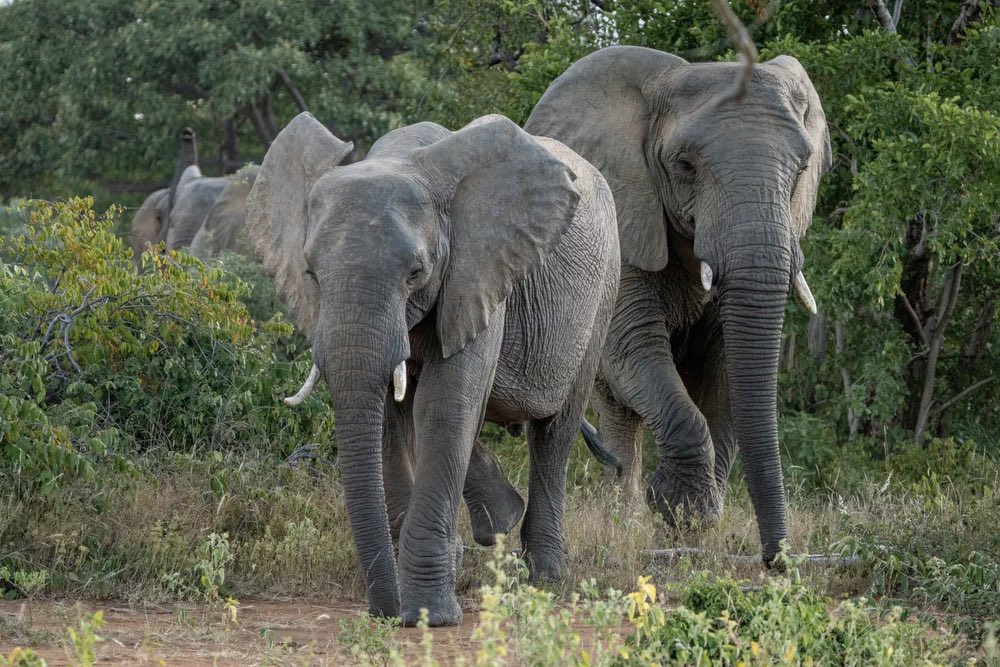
246,112,619,625
189,165,260,259
525,47,831,565
129,128,255,270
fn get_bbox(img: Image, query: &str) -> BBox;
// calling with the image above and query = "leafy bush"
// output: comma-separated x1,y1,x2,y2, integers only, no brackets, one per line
0,198,331,488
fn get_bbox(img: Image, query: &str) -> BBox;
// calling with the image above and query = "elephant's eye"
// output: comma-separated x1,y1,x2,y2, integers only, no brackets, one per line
305,268,319,285
407,263,425,286
673,156,697,182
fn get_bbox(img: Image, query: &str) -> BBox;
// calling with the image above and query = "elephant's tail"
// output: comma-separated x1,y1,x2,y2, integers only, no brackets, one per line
580,419,622,478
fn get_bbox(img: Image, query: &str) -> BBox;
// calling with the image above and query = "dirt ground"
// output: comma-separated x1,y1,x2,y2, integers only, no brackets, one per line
0,598,482,665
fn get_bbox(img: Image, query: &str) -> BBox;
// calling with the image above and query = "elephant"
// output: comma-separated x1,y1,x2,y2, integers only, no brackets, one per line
189,165,260,259
246,111,620,625
129,128,255,270
525,46,831,565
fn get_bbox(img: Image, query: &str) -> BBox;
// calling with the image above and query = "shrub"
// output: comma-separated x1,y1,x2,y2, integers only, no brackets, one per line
0,198,332,489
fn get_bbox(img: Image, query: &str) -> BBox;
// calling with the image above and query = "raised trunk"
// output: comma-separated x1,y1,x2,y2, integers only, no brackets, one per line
718,209,791,564
323,291,408,617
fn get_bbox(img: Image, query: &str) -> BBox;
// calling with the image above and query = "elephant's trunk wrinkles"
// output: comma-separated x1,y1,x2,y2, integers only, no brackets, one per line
323,286,409,617
717,204,791,565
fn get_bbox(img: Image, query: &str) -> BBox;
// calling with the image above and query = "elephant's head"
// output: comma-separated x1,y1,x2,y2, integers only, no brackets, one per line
129,188,170,272
246,112,579,616
189,165,260,259
527,47,831,563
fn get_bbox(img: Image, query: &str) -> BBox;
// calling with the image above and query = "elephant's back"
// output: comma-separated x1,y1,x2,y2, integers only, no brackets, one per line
488,140,620,421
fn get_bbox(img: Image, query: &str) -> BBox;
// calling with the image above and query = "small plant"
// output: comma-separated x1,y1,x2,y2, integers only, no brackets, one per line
162,532,233,602
0,647,46,667
0,565,49,599
65,611,104,667
336,613,402,665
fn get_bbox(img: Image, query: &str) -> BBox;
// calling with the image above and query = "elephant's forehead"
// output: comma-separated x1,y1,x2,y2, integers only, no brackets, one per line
658,62,805,113
311,163,430,210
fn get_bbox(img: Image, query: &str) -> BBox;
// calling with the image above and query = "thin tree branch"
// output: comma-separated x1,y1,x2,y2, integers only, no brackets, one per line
898,293,929,347
914,260,964,445
868,0,898,32
929,376,994,419
708,0,759,106
892,0,904,26
276,67,309,112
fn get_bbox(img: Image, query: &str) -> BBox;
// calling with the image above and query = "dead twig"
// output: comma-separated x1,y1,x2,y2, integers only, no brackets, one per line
708,0,759,107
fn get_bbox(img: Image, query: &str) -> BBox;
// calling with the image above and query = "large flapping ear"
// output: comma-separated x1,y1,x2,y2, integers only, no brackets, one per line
768,56,832,239
525,46,685,272
413,115,580,358
246,113,353,339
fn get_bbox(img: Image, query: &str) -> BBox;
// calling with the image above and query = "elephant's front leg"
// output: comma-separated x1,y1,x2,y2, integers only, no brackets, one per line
682,303,739,504
382,393,415,542
397,323,504,627
602,318,722,526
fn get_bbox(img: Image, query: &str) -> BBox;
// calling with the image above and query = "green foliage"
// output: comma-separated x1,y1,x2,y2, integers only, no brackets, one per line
337,614,403,665
162,532,233,601
0,198,331,488
65,611,104,667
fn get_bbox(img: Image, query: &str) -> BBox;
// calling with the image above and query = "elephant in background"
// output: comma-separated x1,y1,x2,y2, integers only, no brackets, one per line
526,47,831,564
247,112,619,625
129,128,256,270
189,165,259,259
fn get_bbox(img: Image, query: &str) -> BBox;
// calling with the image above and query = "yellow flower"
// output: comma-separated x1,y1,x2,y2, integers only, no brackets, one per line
751,641,760,657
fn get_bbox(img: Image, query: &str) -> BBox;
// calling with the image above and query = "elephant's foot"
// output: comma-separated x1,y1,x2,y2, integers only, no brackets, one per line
646,467,722,528
465,441,526,546
400,591,463,627
524,547,567,582
468,488,525,547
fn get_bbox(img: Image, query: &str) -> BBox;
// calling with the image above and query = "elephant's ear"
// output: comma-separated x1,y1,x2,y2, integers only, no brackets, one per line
130,188,169,271
525,46,685,272
413,115,580,358
769,56,832,239
246,113,353,339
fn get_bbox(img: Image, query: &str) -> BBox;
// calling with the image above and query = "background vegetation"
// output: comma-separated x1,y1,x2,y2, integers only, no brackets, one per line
1,0,998,663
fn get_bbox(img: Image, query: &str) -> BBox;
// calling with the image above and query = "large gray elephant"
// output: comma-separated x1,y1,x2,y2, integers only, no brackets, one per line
246,112,619,625
525,47,831,565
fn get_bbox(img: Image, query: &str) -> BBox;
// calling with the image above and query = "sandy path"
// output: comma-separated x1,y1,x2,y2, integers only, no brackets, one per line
0,598,481,665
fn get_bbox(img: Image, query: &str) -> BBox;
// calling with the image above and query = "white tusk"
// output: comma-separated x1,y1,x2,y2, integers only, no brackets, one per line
392,360,407,403
793,272,817,315
284,364,320,406
700,262,714,292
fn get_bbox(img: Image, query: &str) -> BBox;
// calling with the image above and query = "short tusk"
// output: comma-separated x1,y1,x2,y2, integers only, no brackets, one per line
700,262,714,292
392,360,407,402
284,364,320,406
793,272,817,315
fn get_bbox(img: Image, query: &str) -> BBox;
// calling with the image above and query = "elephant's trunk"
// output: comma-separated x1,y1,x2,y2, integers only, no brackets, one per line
717,202,791,565
321,282,409,617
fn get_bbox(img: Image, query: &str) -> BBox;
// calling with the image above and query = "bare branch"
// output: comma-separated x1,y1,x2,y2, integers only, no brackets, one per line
892,0,904,26
868,0,898,32
948,0,993,44
929,376,994,419
898,293,929,347
914,260,964,445
708,0,759,106
276,68,309,113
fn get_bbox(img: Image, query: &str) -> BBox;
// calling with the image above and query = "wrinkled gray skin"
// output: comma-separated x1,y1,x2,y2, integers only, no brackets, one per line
247,112,619,626
526,47,831,564
189,166,260,259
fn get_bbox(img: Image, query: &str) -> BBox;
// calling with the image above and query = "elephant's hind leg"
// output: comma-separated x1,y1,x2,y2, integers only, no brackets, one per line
592,373,645,512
